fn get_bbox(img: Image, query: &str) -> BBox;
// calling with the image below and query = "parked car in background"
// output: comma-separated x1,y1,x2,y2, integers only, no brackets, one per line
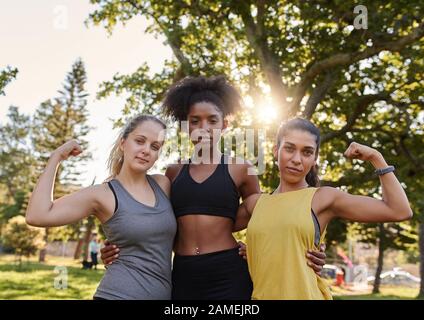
367,268,420,287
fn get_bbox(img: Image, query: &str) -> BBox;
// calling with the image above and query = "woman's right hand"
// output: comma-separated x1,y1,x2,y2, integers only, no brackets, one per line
238,241,247,260
52,139,82,161
101,240,120,265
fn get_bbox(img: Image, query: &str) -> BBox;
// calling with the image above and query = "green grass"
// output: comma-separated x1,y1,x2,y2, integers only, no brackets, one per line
332,285,422,300
0,254,104,300
1,254,422,300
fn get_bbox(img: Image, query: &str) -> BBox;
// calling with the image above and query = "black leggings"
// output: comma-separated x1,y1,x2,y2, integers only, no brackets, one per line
172,247,253,300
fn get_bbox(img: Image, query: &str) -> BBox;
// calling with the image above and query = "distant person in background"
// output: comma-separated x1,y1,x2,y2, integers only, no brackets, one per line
89,234,100,270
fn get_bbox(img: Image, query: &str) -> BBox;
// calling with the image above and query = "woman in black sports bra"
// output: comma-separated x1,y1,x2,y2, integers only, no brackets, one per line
164,76,256,299
101,76,327,300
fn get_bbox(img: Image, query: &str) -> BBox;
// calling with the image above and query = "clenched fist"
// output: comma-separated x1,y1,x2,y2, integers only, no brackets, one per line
343,142,379,162
52,139,83,161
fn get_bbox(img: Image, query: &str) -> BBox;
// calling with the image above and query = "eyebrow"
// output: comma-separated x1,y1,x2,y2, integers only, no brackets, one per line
134,135,163,145
189,114,220,118
283,142,315,150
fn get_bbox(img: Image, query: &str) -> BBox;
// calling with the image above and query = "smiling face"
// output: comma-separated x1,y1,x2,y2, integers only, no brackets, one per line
120,120,166,173
187,101,228,147
274,129,318,185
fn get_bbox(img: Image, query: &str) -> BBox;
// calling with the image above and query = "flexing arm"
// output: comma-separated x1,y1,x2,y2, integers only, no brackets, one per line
325,142,413,223
26,140,99,227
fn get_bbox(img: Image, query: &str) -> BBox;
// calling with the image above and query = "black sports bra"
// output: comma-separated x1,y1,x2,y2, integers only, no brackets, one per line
170,154,240,221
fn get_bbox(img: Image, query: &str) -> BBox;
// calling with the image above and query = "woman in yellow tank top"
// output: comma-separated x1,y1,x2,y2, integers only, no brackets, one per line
234,118,413,300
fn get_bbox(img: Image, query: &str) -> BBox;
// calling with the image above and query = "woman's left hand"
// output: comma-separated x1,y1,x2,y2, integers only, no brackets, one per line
344,142,379,162
306,243,327,276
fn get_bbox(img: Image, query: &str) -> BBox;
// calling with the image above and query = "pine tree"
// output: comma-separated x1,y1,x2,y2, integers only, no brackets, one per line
0,106,35,227
0,66,18,95
32,58,92,261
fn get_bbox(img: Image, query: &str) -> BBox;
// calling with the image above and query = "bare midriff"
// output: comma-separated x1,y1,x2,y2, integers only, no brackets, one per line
174,214,238,256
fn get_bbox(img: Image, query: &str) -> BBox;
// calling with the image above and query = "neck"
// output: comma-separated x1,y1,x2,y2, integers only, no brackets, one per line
275,178,309,194
116,166,148,187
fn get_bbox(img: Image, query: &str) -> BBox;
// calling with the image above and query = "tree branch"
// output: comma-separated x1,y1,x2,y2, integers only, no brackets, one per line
256,0,266,38
399,136,424,171
125,0,192,78
321,93,390,143
302,71,336,119
234,2,288,114
291,21,424,114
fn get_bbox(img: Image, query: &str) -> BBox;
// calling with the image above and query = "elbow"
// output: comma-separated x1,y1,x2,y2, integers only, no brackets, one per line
25,211,45,227
25,215,36,226
25,215,39,227
393,208,413,222
404,208,414,221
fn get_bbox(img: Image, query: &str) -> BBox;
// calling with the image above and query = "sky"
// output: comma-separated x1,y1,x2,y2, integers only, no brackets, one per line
0,0,173,185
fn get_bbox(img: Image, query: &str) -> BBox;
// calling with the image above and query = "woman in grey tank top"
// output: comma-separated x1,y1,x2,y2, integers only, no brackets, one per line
26,115,177,300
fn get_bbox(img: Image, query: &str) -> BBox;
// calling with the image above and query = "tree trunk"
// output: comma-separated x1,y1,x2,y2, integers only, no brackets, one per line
82,217,95,261
418,222,424,298
373,223,385,294
73,238,84,260
38,228,49,262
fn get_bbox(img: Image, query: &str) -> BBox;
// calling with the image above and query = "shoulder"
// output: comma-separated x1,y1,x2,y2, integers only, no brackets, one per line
87,183,112,197
227,156,252,168
166,162,185,171
82,183,115,211
151,174,171,187
316,186,340,199
314,186,340,213
151,174,171,197
165,162,185,182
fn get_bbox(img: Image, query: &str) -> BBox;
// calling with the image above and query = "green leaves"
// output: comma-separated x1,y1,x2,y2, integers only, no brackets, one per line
2,216,45,265
86,1,424,251
0,66,18,96
32,59,92,188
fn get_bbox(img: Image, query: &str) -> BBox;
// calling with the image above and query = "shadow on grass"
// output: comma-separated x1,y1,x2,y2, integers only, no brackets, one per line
0,260,104,299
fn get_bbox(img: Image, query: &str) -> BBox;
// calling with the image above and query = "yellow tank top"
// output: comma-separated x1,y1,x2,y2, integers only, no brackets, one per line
246,188,332,300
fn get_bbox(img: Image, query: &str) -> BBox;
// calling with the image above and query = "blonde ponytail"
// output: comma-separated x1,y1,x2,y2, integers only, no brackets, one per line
106,133,125,181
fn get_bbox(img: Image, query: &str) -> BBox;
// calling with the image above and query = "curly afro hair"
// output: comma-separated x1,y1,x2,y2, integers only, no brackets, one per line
162,75,243,121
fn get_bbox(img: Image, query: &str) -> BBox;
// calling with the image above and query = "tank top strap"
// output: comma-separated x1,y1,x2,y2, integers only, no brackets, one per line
222,153,235,175
108,179,126,200
221,153,225,164
219,153,228,173
146,175,169,201
107,180,119,213
107,179,134,211
182,160,191,177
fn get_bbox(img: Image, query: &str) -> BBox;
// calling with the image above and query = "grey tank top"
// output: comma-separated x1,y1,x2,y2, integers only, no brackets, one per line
94,176,177,300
